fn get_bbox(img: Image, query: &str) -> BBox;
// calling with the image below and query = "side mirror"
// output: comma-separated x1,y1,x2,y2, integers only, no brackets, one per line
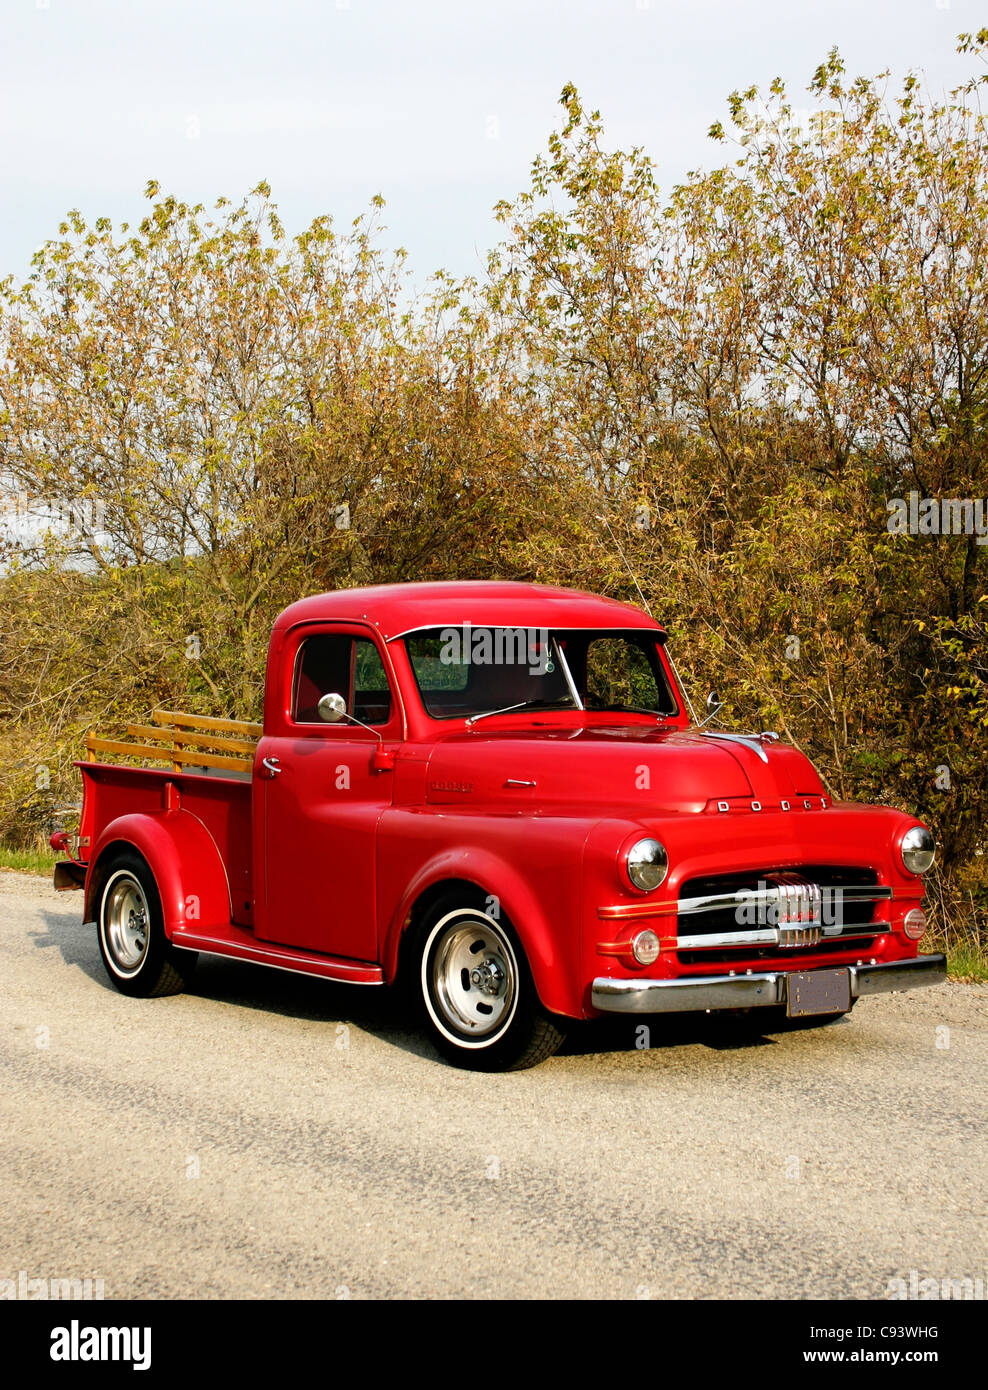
696,688,723,728
315,690,393,773
317,692,348,724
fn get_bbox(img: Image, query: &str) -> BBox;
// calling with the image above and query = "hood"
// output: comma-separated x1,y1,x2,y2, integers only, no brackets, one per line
423,726,825,814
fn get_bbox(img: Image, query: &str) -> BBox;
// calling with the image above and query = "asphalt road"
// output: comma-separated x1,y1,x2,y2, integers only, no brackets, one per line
2,868,986,1300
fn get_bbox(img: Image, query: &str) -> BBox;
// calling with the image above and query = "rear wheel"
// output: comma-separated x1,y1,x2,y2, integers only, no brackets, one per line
96,851,197,997
416,896,566,1070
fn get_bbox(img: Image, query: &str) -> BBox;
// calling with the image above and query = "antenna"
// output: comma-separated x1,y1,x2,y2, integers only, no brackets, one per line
596,514,653,617
595,512,699,725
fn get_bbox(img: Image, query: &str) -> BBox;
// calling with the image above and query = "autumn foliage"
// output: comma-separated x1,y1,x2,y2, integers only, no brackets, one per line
1,40,986,954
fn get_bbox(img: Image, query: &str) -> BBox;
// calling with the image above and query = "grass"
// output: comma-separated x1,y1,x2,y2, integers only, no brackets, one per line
0,843,55,875
925,866,988,983
943,940,988,984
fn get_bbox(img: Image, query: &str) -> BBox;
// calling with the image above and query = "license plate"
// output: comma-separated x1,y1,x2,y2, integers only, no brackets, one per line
787,968,851,1018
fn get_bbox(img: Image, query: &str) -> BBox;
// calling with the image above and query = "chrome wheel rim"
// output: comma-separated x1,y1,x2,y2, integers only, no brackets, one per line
424,911,518,1044
102,873,150,974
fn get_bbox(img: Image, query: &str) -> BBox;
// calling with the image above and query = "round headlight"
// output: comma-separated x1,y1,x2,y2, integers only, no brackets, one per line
626,838,668,893
632,929,661,965
901,825,935,875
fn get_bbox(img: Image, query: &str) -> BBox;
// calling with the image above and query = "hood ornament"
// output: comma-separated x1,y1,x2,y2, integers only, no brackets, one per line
698,730,776,764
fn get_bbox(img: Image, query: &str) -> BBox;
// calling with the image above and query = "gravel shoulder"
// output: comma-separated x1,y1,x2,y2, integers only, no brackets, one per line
2,869,986,1300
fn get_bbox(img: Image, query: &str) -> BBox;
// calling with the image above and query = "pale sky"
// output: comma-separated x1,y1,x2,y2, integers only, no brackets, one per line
0,0,980,283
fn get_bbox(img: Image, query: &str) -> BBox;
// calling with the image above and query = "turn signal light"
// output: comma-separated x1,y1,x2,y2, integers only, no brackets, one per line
632,929,661,965
903,908,927,941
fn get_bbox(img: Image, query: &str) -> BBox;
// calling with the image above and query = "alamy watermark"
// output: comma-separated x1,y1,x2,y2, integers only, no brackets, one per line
0,1269,104,1299
734,882,845,928
1,490,106,535
437,623,551,676
50,1320,150,1371
887,491,988,545
886,1269,987,1300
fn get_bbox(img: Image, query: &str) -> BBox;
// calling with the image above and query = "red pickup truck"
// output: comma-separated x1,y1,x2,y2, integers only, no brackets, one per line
53,581,945,1070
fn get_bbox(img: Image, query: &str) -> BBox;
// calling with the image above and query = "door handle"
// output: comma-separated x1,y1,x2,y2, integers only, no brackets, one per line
262,756,282,777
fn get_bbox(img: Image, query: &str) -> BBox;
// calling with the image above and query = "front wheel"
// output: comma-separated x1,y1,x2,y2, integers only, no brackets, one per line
417,899,566,1070
96,851,197,997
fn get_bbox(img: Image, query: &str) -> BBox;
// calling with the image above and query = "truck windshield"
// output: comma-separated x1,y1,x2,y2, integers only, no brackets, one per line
403,627,679,721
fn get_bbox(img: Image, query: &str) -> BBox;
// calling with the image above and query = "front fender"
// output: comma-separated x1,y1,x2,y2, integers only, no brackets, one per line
381,839,585,1018
85,810,232,937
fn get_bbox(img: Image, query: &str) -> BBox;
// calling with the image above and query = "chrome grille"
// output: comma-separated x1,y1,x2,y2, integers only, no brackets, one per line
676,866,889,955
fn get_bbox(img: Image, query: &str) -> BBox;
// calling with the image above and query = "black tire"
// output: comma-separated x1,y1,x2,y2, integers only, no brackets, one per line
96,850,197,998
414,892,566,1071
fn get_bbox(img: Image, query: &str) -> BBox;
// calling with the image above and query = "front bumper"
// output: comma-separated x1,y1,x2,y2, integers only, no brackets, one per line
590,953,947,1014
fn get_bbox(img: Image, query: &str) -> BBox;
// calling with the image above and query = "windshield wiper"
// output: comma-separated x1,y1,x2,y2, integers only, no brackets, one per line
465,698,575,727
606,704,667,719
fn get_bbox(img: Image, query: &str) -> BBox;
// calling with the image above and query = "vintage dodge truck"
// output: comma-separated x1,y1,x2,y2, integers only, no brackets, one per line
53,581,945,1069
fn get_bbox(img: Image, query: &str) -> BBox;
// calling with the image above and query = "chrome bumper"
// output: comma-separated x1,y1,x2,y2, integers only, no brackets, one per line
590,953,947,1014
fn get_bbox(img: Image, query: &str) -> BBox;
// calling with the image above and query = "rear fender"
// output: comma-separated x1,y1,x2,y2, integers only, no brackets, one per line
85,811,232,937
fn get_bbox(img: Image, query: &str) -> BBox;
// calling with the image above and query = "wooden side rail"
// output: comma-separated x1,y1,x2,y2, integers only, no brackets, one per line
86,708,262,774
150,709,263,738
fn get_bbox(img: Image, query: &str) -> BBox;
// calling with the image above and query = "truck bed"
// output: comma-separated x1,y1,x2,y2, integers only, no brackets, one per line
78,762,255,928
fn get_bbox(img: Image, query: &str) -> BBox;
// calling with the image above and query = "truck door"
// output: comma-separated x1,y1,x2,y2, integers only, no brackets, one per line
256,624,400,960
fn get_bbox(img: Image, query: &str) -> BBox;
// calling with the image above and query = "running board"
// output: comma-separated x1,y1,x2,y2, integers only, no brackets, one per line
170,925,384,985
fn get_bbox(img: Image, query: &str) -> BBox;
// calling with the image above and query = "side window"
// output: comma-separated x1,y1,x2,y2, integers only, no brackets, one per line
293,634,353,723
292,633,393,726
